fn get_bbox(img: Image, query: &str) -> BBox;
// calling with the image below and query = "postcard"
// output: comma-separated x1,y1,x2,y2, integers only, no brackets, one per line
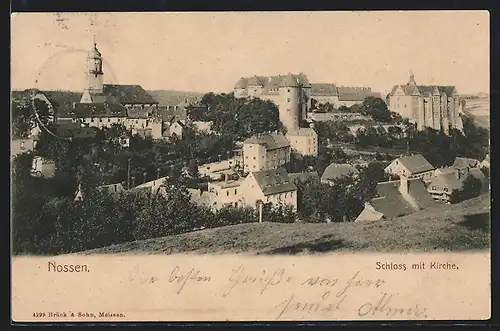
11,10,490,322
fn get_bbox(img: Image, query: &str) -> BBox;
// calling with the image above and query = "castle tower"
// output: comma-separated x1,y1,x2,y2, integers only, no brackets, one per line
278,74,301,131
85,41,104,94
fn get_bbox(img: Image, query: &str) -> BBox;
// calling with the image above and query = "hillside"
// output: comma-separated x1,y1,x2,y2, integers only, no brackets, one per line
81,193,490,255
147,90,205,106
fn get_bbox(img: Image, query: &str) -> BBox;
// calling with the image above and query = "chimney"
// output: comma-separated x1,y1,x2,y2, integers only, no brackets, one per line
399,174,409,196
224,173,229,183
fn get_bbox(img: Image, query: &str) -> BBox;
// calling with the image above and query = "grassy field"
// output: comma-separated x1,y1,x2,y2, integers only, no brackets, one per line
80,192,490,255
464,97,490,129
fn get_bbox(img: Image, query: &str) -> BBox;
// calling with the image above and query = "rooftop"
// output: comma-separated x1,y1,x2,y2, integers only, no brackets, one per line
370,178,437,218
286,127,317,137
321,163,359,182
395,154,435,174
234,73,310,91
243,132,290,150
252,167,297,196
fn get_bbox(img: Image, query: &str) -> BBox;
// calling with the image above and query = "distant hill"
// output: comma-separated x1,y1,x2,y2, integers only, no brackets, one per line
147,90,205,106
78,193,490,255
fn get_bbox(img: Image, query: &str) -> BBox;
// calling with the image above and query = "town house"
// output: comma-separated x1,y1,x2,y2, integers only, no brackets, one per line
239,167,298,210
384,154,435,182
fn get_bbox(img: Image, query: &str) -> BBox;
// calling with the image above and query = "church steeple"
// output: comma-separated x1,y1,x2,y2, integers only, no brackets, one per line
80,38,105,103
408,70,416,86
85,39,103,93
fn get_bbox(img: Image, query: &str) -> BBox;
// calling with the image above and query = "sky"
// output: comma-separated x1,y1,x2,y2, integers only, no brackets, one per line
11,11,490,95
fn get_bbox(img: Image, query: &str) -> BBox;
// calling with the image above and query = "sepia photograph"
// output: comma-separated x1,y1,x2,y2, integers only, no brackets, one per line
11,10,491,322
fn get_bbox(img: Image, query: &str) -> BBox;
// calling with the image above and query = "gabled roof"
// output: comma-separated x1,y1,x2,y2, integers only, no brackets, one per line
437,86,457,96
337,86,378,101
321,163,359,182
146,90,203,107
389,84,457,97
235,73,310,91
369,195,414,218
156,105,188,122
243,133,290,150
234,77,247,89
428,168,487,193
247,76,264,86
395,154,435,174
289,171,319,183
286,127,317,137
310,84,338,96
103,84,158,105
252,167,297,196
280,74,300,87
28,90,83,116
370,178,437,218
85,92,107,103
453,157,479,169
418,85,440,96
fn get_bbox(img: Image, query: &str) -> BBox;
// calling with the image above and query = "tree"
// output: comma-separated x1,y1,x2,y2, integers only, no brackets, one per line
449,175,483,204
187,158,199,178
362,96,391,123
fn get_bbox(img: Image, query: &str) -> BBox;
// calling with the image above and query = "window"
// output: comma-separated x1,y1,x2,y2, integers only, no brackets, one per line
432,186,436,190
108,118,111,122
99,118,102,122
444,188,448,192
287,98,291,102
20,141,25,149
253,157,256,160
226,191,229,196
234,189,237,195
288,89,290,93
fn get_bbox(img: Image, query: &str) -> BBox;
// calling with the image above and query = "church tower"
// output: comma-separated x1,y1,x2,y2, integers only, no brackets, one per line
80,40,105,103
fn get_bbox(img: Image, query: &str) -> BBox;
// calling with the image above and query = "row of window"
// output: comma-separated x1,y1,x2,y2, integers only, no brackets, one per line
215,188,238,197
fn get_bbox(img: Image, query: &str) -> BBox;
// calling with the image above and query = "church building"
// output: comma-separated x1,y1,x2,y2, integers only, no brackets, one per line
387,72,463,134
56,41,163,139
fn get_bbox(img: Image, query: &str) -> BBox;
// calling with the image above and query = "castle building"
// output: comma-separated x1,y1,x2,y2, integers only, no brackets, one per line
234,73,319,158
234,73,310,131
55,42,163,139
387,72,463,133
